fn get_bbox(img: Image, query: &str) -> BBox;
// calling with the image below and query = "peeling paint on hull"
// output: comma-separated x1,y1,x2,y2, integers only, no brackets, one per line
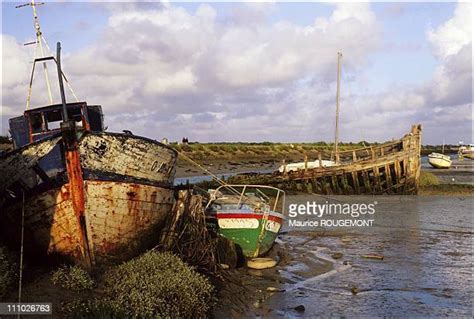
2,181,174,264
0,132,177,265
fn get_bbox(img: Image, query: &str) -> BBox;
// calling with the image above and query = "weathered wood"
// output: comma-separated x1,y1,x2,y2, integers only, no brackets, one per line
373,165,382,193
79,133,177,186
0,137,61,192
362,170,371,193
341,173,350,194
352,171,360,194
304,155,308,174
227,125,422,195
385,164,393,190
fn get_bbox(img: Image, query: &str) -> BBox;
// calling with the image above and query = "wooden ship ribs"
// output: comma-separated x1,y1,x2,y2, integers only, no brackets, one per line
229,124,422,195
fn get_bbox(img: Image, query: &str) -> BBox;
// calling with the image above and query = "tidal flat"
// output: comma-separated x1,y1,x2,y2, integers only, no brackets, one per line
215,194,473,317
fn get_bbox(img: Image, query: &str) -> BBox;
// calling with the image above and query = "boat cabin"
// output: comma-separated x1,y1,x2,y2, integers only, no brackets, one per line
9,102,104,149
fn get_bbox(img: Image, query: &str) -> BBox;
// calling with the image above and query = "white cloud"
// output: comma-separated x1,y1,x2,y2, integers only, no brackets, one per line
427,2,472,59
1,2,471,145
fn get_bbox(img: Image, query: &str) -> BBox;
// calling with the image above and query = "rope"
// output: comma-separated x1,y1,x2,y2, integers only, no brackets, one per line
176,151,244,196
41,35,80,102
17,190,25,319
175,150,264,207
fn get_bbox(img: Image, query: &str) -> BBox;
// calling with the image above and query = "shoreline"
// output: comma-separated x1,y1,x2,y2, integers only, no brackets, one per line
176,157,474,196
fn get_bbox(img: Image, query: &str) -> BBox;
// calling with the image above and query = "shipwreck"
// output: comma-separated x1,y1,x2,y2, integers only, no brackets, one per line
0,8,177,267
229,53,422,195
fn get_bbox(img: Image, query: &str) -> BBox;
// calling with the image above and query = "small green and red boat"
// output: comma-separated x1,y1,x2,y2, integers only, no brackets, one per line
205,185,286,257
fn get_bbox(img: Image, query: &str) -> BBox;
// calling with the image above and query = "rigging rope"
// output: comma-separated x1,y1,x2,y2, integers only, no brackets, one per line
41,35,79,102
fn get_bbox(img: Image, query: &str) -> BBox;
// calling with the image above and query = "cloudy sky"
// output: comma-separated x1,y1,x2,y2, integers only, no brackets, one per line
1,1,472,144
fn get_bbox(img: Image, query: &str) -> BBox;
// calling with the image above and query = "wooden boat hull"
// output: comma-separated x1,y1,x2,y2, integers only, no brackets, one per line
229,125,422,195
0,132,177,266
428,153,452,169
1,181,174,264
207,211,283,257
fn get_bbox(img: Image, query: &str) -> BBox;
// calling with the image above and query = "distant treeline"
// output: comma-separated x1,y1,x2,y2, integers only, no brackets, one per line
0,134,459,156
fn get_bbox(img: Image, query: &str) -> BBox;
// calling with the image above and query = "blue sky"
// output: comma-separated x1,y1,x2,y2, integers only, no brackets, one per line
1,1,471,144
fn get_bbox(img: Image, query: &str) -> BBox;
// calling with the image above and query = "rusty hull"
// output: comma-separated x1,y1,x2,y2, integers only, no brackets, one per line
0,132,177,266
1,181,175,265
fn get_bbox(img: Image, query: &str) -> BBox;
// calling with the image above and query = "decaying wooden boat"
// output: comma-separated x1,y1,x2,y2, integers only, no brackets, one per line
229,53,422,195
229,125,422,195
0,24,177,266
0,110,177,266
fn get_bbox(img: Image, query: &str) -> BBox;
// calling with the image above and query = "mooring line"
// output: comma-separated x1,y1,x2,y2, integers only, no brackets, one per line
174,149,264,207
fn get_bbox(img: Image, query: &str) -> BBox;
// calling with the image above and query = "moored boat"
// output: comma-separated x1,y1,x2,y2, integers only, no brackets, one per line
205,185,285,257
428,152,452,169
458,144,474,160
279,159,337,172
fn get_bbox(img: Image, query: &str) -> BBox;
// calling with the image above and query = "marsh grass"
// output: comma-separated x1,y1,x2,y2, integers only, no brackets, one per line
172,142,363,160
0,246,17,300
419,171,440,186
51,265,94,291
64,252,214,318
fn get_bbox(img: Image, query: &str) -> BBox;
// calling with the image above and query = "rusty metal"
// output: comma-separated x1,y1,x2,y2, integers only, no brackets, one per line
0,131,178,266
65,148,92,267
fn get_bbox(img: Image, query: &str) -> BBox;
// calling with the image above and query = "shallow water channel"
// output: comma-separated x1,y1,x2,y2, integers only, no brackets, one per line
219,195,473,317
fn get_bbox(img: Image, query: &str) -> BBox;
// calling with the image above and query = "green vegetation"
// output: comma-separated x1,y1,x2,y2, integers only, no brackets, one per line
419,184,474,195
174,142,456,160
0,246,16,300
51,265,94,291
419,171,440,187
174,142,342,160
63,299,123,319
66,251,214,318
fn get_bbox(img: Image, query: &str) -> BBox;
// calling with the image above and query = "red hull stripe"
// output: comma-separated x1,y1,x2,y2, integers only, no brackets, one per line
213,212,284,223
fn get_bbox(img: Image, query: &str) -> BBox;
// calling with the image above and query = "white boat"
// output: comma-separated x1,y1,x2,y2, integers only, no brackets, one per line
278,160,337,173
458,144,474,160
428,152,452,169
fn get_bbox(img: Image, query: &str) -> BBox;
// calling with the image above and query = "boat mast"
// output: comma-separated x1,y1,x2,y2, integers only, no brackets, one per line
334,52,342,164
17,0,54,106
